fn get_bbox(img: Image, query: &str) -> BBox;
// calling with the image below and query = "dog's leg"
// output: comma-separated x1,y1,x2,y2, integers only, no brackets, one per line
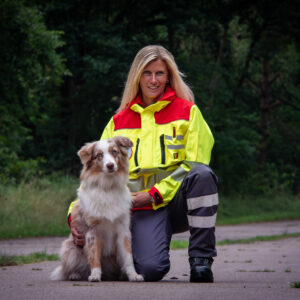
116,233,144,282
85,232,102,282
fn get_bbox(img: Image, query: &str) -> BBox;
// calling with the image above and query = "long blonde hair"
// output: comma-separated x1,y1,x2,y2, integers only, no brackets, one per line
118,45,194,112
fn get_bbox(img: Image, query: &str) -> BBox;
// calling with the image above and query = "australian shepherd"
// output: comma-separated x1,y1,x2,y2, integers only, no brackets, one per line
50,136,143,282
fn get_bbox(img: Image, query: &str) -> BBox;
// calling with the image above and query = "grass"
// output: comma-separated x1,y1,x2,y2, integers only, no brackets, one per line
217,232,300,245
217,193,300,225
0,175,299,239
0,174,79,238
249,269,275,272
0,252,59,266
236,269,275,273
170,240,189,250
285,269,291,273
290,282,300,288
171,232,300,249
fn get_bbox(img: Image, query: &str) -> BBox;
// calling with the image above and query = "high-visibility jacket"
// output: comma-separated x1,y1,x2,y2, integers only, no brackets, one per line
100,87,214,210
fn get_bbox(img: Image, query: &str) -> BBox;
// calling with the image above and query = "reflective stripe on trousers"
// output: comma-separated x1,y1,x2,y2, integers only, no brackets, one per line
169,164,218,258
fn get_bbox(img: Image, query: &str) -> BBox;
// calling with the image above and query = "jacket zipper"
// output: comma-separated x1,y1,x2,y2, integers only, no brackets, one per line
134,138,140,167
160,134,166,164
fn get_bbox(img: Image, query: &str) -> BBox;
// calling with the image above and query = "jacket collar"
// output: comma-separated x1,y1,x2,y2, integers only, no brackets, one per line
130,87,175,113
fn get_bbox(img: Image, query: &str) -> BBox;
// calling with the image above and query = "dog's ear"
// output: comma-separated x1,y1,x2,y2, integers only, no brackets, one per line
113,136,133,148
78,142,96,165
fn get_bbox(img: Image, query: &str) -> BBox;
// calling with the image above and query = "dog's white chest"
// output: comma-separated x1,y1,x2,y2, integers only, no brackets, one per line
78,186,132,223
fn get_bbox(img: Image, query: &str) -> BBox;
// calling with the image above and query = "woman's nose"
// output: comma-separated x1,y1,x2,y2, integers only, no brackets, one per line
150,74,157,83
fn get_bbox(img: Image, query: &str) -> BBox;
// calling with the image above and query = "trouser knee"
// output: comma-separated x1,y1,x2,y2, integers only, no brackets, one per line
134,258,170,282
184,164,218,197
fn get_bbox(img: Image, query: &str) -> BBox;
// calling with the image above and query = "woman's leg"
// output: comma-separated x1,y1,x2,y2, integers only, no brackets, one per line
169,164,218,257
130,207,172,281
169,164,218,282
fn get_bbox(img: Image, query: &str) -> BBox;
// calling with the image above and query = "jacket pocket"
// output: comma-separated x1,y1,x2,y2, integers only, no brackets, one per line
164,134,185,164
134,138,140,167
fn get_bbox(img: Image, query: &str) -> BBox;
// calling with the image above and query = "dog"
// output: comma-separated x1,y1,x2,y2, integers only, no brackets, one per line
50,136,143,282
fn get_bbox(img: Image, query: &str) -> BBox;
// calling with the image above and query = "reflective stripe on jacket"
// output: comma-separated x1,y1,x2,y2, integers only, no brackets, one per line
100,87,214,210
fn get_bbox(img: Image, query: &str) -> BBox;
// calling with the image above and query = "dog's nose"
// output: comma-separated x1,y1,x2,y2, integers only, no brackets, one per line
106,163,115,171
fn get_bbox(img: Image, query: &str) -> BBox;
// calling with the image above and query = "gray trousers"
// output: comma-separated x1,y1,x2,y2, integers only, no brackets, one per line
131,164,218,281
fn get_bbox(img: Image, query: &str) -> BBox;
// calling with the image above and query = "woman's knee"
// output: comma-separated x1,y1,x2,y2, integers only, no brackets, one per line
189,165,218,186
184,165,218,196
135,258,170,282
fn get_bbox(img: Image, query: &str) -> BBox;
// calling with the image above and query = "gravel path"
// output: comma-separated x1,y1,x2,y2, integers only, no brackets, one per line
0,220,300,300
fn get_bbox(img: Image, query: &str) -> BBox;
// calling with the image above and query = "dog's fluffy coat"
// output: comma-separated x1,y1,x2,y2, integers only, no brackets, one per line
50,136,143,282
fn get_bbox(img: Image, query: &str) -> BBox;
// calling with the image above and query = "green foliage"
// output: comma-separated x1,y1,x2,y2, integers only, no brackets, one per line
0,0,66,182
0,0,299,195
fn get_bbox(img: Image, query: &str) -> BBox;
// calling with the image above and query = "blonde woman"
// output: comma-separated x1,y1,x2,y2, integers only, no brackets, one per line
70,45,219,282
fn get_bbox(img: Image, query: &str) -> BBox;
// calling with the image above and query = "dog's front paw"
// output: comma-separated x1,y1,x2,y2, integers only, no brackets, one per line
128,272,144,282
88,268,101,282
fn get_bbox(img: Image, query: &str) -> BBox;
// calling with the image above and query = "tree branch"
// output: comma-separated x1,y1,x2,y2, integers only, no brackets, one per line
269,72,280,85
272,95,300,110
245,77,260,95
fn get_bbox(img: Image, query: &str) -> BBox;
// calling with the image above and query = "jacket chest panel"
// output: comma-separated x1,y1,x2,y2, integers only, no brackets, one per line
127,120,189,174
112,104,191,176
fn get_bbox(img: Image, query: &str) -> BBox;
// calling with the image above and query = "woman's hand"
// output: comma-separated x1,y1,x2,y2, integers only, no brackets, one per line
131,192,153,208
70,224,85,247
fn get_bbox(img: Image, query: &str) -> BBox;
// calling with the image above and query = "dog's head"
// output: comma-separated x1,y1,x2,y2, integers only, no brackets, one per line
77,136,133,179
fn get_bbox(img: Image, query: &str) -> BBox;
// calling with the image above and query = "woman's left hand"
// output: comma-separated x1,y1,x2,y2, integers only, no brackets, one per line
131,192,153,208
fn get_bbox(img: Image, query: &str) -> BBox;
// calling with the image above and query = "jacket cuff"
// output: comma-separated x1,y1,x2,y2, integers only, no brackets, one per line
68,214,72,227
148,187,163,206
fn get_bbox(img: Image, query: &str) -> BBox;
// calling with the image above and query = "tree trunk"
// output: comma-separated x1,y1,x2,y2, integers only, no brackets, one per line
257,55,271,172
209,25,228,98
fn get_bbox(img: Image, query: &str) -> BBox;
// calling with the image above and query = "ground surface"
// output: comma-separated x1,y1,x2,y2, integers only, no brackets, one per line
0,220,300,300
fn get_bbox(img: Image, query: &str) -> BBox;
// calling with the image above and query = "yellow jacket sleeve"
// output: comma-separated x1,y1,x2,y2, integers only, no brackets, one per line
149,105,214,209
100,117,114,140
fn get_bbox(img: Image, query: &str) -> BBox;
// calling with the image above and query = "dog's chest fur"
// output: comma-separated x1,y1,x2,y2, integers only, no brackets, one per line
78,181,132,224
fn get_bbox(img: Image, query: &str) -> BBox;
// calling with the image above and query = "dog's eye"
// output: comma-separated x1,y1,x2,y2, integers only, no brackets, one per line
97,153,103,159
112,150,118,156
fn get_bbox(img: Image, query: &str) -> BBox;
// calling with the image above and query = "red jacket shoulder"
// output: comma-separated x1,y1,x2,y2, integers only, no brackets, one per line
155,97,194,124
113,108,141,130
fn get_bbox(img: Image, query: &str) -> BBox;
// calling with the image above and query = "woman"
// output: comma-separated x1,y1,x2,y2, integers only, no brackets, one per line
70,45,218,282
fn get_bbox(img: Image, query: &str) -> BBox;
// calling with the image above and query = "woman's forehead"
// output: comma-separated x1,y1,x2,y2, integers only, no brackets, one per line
143,59,167,70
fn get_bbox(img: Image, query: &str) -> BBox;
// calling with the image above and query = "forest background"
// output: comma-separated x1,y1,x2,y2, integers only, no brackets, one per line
0,0,299,237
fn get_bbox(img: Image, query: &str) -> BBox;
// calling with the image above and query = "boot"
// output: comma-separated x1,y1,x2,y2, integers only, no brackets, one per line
189,257,214,283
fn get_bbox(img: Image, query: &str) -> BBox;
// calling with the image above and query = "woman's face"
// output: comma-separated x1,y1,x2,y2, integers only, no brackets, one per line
139,59,169,106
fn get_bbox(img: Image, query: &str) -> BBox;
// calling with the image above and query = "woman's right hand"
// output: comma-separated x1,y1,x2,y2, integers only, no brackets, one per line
70,225,85,247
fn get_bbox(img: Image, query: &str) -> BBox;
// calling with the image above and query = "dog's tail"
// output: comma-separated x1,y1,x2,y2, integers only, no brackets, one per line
50,265,64,281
